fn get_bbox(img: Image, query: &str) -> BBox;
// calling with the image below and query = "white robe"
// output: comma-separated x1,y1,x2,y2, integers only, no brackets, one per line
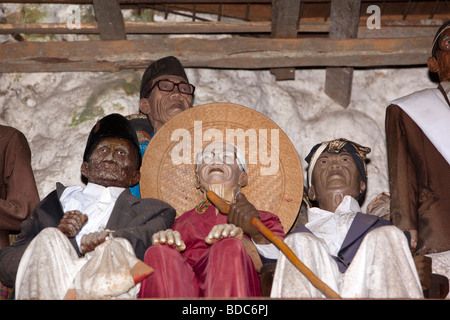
270,197,423,299
15,228,141,300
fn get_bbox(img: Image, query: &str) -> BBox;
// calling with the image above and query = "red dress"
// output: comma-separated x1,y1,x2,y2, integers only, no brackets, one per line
138,204,284,298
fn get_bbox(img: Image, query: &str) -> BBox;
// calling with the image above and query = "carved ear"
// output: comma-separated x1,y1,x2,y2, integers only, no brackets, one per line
308,186,317,201
129,170,141,187
427,56,439,73
359,181,366,196
238,171,248,188
80,162,89,179
139,98,151,115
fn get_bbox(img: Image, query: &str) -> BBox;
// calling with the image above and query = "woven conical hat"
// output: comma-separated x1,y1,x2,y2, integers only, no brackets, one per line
140,102,303,233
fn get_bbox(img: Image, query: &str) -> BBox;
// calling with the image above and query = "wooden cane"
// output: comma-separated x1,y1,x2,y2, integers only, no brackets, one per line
206,190,342,299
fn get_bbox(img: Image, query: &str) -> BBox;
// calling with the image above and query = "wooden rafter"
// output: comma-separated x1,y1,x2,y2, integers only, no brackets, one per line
0,0,272,3
0,21,440,37
0,0,446,74
0,36,432,73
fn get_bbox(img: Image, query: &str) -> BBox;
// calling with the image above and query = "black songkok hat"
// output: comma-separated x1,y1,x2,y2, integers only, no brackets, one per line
431,20,450,58
83,113,142,169
140,56,189,99
305,138,371,200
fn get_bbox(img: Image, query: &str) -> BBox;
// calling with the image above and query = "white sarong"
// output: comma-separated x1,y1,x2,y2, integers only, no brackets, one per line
271,226,423,299
15,227,141,300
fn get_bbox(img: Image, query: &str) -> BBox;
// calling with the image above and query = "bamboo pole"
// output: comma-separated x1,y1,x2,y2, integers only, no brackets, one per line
206,190,342,299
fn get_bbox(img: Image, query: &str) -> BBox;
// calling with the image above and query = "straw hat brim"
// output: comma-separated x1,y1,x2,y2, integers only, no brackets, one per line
140,102,303,233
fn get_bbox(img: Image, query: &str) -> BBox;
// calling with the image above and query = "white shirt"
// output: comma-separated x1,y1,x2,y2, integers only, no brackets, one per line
305,195,361,256
59,182,125,248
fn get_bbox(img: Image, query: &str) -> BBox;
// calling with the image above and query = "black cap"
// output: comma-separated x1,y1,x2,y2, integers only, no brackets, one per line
140,56,189,99
83,113,141,169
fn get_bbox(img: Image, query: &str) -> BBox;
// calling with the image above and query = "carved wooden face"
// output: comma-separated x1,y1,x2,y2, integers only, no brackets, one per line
81,137,140,188
196,143,247,191
139,74,193,132
308,150,365,212
429,28,450,82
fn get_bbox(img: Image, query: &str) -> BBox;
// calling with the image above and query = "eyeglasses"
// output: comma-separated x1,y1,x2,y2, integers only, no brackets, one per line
439,35,450,52
197,149,246,172
200,150,237,165
149,80,195,96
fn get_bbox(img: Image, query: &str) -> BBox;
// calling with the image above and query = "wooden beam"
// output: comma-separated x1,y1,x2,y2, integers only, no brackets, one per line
0,0,272,3
270,0,301,80
92,0,126,40
0,21,271,35
325,0,361,108
0,36,431,73
0,21,439,37
358,25,439,38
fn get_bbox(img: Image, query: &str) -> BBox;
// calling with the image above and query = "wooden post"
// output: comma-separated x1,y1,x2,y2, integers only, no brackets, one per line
325,0,361,108
93,0,127,40
270,0,301,81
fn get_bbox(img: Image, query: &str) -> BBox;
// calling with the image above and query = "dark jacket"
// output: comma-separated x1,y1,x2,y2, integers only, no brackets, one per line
0,182,175,287
0,125,40,249
291,212,392,273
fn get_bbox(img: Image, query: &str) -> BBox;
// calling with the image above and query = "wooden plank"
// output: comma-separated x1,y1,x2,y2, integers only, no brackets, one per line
358,26,438,38
325,0,361,108
270,67,296,81
92,0,126,40
0,21,270,35
0,36,431,73
0,0,272,3
270,0,301,80
325,67,354,108
0,21,439,38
